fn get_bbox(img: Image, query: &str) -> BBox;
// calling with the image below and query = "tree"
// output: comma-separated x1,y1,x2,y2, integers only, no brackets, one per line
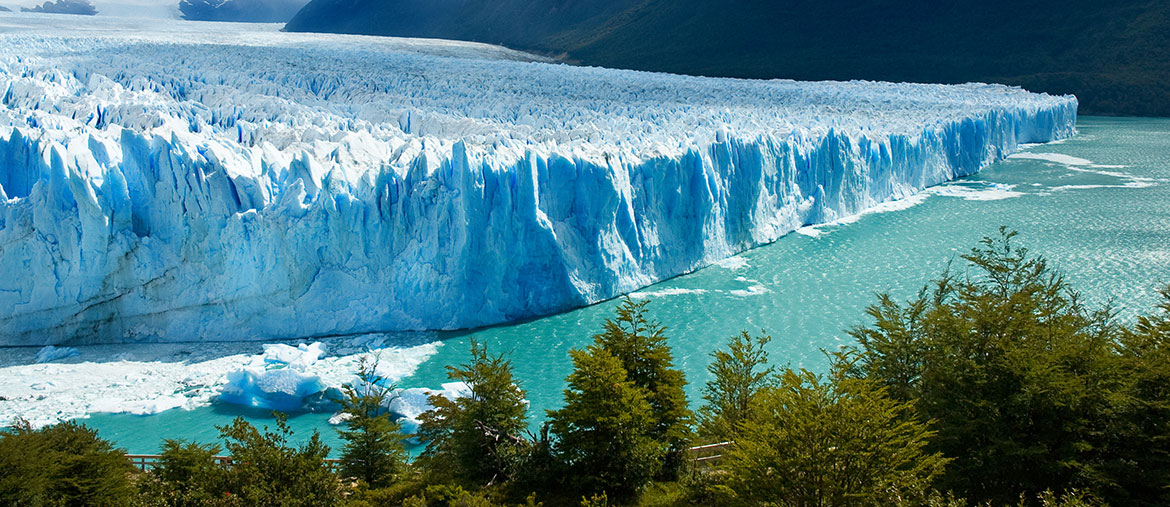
416,339,529,485
338,355,408,488
138,439,230,506
850,229,1123,503
697,330,774,441
1108,285,1170,505
591,297,693,477
720,363,948,506
0,419,136,506
216,414,343,506
547,346,665,499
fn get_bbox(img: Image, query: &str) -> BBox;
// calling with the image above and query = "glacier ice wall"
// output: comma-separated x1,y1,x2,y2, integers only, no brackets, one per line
0,16,1077,344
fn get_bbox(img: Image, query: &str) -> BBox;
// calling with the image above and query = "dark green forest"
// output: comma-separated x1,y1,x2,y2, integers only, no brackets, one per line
4,230,1170,506
285,0,1170,117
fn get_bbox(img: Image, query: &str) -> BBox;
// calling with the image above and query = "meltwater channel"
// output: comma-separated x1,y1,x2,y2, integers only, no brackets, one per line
6,117,1170,454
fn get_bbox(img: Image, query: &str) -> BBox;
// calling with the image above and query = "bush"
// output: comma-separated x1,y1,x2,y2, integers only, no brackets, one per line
719,364,947,506
849,229,1169,504
0,419,136,506
137,440,230,506
215,414,343,505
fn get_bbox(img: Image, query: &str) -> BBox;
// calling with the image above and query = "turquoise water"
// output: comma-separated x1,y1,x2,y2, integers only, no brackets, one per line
73,117,1170,453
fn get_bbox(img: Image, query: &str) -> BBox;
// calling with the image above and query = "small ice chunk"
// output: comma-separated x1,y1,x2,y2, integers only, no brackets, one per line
328,412,353,425
262,342,325,368
387,382,472,432
35,346,79,363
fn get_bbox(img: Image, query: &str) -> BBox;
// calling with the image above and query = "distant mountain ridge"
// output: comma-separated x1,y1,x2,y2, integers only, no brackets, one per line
284,0,1170,117
182,0,308,22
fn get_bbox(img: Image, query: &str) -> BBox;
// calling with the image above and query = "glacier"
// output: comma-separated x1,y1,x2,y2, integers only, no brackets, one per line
0,14,1078,345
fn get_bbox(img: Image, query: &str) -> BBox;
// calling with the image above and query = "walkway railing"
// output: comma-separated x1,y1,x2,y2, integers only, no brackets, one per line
125,454,343,473
687,440,734,476
127,442,733,474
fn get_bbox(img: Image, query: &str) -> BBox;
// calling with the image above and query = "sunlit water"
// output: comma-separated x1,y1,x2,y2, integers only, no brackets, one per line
6,117,1170,454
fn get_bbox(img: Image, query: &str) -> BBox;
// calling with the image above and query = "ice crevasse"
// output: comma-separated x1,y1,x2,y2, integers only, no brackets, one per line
0,17,1078,344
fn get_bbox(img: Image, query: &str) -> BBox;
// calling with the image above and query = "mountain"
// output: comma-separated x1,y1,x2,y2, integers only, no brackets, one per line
181,0,308,22
284,0,1170,117
22,0,96,14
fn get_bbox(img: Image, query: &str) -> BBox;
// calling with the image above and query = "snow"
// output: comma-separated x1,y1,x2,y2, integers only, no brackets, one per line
0,334,443,427
262,342,326,368
0,14,1078,344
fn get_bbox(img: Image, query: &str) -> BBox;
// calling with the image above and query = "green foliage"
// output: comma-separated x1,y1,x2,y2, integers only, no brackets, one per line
718,364,948,506
849,228,1157,504
1030,489,1105,507
0,418,136,506
579,491,609,507
634,481,690,507
338,355,408,488
592,297,693,477
417,339,530,485
548,346,666,499
214,414,343,506
399,483,519,506
1107,285,1170,505
697,330,774,442
136,440,231,506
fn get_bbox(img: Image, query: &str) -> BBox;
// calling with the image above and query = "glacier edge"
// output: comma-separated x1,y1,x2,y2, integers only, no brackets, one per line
0,19,1078,344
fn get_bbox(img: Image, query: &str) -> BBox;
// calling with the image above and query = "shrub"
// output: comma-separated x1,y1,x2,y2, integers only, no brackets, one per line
849,229,1134,503
216,414,343,505
137,440,230,506
0,419,136,506
720,364,948,506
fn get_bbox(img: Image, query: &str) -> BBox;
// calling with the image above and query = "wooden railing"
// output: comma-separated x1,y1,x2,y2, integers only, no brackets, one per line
128,442,732,475
687,440,734,475
125,454,343,473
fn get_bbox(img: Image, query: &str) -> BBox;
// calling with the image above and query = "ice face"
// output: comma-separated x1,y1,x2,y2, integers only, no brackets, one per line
0,15,1078,344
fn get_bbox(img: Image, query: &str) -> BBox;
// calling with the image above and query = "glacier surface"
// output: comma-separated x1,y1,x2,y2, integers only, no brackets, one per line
0,14,1077,344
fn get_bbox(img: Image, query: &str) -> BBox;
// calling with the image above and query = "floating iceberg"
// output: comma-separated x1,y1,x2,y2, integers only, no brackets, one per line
34,345,79,363
387,382,471,434
218,367,330,412
0,15,1077,344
